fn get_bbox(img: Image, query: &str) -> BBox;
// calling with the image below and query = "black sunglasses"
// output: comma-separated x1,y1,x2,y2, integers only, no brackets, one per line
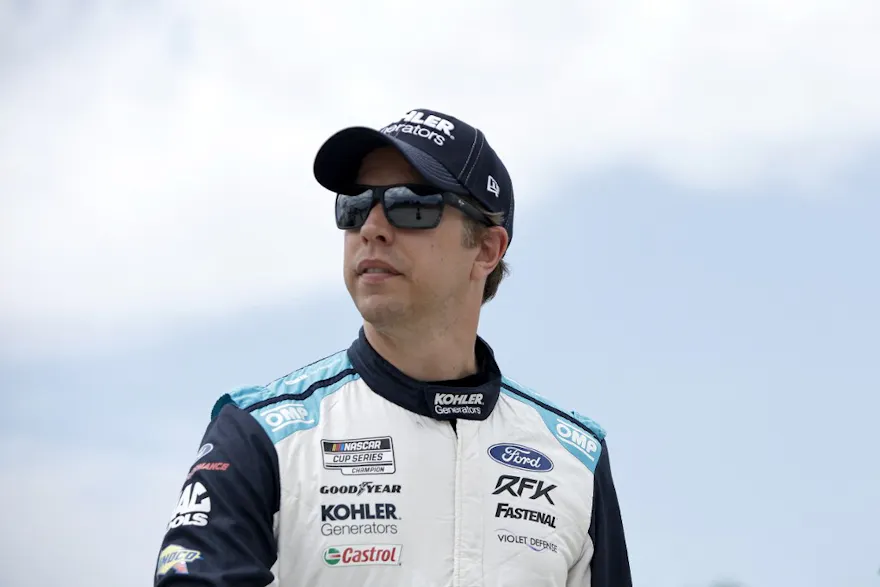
335,184,496,230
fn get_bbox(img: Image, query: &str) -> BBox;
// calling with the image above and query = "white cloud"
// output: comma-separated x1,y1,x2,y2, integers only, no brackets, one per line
1,0,878,357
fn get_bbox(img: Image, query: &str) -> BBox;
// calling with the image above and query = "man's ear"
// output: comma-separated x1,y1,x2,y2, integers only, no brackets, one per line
472,226,508,279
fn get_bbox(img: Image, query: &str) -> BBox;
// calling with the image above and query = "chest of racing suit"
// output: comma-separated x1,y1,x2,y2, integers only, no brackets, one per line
154,329,631,587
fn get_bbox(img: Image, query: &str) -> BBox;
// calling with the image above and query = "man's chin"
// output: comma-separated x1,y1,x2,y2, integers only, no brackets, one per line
354,295,409,326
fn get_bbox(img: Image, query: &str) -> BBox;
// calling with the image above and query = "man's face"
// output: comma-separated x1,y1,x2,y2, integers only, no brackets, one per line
342,146,482,330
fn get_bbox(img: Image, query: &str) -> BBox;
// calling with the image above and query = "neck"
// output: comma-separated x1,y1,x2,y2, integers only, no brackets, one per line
363,315,480,382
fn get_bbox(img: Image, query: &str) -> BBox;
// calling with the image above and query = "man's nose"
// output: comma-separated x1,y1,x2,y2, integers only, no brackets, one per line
359,202,393,244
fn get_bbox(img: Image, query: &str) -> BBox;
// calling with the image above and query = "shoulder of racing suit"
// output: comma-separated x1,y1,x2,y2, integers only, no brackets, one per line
500,375,608,473
208,348,361,445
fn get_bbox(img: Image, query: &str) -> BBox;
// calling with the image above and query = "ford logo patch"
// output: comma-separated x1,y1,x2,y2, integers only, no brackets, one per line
487,443,554,472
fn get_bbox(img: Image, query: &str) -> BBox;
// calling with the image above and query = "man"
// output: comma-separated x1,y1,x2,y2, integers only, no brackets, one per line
154,108,632,586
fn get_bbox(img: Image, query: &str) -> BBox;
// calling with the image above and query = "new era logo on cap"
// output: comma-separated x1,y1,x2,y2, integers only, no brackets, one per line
487,175,500,198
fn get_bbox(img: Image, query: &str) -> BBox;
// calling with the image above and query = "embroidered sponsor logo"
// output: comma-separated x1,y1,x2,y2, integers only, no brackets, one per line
496,529,559,554
321,503,398,521
168,482,211,529
494,503,557,528
156,545,202,576
322,436,396,476
487,443,554,472
554,419,600,462
380,110,456,147
323,544,403,567
186,461,230,480
320,502,401,536
492,475,557,505
259,402,314,432
320,482,401,496
195,443,213,460
433,392,484,416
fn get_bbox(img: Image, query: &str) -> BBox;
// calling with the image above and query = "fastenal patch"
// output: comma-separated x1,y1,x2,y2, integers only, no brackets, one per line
322,436,396,476
156,544,202,576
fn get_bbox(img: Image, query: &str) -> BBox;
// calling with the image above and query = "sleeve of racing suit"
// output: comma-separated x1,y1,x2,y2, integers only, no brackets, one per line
568,439,632,587
154,402,280,587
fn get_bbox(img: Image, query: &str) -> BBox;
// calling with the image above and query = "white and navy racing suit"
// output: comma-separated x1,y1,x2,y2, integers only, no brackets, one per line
154,328,632,587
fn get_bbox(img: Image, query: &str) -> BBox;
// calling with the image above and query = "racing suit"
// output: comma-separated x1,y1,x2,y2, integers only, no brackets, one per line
154,328,632,586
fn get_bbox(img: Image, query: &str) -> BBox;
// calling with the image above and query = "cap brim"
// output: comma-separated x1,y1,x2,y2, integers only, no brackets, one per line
313,127,466,194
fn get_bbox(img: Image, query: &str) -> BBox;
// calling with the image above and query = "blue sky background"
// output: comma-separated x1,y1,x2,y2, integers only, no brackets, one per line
1,2,878,586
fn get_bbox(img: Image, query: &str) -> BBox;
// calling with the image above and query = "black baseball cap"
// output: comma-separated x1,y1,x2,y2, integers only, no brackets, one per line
313,108,515,247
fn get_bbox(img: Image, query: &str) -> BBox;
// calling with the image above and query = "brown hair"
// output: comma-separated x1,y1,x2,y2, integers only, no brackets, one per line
460,199,510,304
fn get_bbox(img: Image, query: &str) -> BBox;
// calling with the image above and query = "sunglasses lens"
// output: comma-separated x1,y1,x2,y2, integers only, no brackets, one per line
384,186,444,229
336,190,374,229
